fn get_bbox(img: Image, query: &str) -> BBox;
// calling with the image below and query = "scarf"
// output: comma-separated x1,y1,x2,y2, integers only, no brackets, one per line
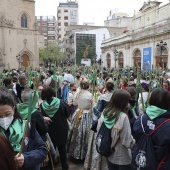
42,97,60,118
28,81,33,87
17,103,36,120
146,105,167,120
104,110,122,129
19,83,25,88
0,119,26,152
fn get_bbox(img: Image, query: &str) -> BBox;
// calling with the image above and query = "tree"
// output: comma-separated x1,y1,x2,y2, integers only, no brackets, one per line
39,42,63,67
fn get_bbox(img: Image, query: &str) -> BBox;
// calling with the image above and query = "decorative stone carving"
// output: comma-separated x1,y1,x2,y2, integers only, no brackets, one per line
0,16,14,27
23,39,27,46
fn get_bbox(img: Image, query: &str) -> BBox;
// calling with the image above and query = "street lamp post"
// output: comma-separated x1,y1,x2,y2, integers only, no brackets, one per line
114,49,119,68
16,54,22,69
156,40,167,68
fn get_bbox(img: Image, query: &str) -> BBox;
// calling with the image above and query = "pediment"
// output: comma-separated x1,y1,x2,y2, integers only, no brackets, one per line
139,1,162,12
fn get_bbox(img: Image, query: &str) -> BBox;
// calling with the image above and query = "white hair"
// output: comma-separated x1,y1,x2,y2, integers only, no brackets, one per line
21,89,33,103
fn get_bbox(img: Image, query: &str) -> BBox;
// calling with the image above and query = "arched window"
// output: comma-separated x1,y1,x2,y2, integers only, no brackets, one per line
21,14,27,28
134,49,141,57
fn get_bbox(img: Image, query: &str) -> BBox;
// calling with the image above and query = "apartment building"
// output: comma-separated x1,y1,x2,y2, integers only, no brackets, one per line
57,0,79,42
36,16,57,46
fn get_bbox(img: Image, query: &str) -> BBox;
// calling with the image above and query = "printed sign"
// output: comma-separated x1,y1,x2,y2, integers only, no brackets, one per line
143,47,152,71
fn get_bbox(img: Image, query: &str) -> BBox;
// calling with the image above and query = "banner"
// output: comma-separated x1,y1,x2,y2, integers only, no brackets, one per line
143,47,152,71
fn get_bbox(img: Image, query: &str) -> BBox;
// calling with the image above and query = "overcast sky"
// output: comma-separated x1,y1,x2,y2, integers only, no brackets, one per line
35,0,169,26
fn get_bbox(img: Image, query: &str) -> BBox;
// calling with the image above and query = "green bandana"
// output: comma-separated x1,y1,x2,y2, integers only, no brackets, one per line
28,81,33,87
146,105,167,120
42,97,60,118
0,119,26,152
19,83,25,88
51,75,58,82
104,110,122,129
17,103,36,120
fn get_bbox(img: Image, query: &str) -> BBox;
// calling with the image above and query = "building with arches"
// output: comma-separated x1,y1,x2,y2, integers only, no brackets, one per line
0,0,41,68
101,1,170,69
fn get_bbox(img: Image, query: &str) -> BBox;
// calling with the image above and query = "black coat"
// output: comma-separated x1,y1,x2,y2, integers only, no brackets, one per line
31,110,48,141
16,83,34,102
133,112,170,169
40,100,70,147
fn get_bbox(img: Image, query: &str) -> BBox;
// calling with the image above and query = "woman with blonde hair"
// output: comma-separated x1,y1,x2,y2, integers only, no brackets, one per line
68,78,93,160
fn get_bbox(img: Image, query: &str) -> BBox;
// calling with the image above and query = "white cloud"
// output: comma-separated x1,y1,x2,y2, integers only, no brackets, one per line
35,0,169,26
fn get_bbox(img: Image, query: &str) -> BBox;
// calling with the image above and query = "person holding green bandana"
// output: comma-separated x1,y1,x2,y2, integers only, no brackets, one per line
133,88,170,169
0,91,47,170
17,89,48,142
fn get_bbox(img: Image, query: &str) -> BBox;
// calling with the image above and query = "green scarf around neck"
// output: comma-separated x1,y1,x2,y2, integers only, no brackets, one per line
146,105,167,120
19,83,25,88
104,110,122,129
42,97,60,118
17,103,37,120
0,119,26,152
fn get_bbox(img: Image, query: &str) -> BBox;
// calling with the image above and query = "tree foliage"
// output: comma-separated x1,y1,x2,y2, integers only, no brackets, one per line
39,42,63,65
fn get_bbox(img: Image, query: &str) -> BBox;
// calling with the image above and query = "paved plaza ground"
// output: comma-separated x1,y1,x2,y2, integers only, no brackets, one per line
55,159,84,170
41,158,84,170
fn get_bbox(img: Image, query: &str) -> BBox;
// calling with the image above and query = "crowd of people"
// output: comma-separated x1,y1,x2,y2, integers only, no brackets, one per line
0,66,170,170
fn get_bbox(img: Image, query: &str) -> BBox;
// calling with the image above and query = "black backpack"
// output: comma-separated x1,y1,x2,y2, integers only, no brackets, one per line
96,122,112,157
132,115,170,170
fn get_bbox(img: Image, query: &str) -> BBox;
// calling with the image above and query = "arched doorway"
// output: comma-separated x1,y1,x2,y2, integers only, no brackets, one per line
155,47,168,68
21,54,30,68
133,49,141,67
118,52,124,68
106,53,111,68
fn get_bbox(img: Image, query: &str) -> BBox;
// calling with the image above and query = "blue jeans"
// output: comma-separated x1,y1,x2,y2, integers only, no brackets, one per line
107,159,132,170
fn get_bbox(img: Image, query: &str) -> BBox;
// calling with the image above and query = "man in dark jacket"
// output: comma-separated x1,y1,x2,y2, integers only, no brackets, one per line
16,75,34,102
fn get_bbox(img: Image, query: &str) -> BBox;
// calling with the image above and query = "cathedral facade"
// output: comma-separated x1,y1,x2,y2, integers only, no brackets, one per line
0,0,40,69
101,1,170,70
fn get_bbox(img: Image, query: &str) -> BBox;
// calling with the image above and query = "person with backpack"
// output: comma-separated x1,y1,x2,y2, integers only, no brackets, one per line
97,89,135,170
133,88,170,170
84,81,114,170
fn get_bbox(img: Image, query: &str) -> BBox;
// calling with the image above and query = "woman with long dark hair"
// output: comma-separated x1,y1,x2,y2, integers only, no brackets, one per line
84,81,114,170
133,88,170,169
97,89,135,170
0,133,17,170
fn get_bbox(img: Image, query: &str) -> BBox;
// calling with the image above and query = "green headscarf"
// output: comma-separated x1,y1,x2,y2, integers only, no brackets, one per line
0,119,26,152
104,110,122,129
146,105,167,120
42,97,60,118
